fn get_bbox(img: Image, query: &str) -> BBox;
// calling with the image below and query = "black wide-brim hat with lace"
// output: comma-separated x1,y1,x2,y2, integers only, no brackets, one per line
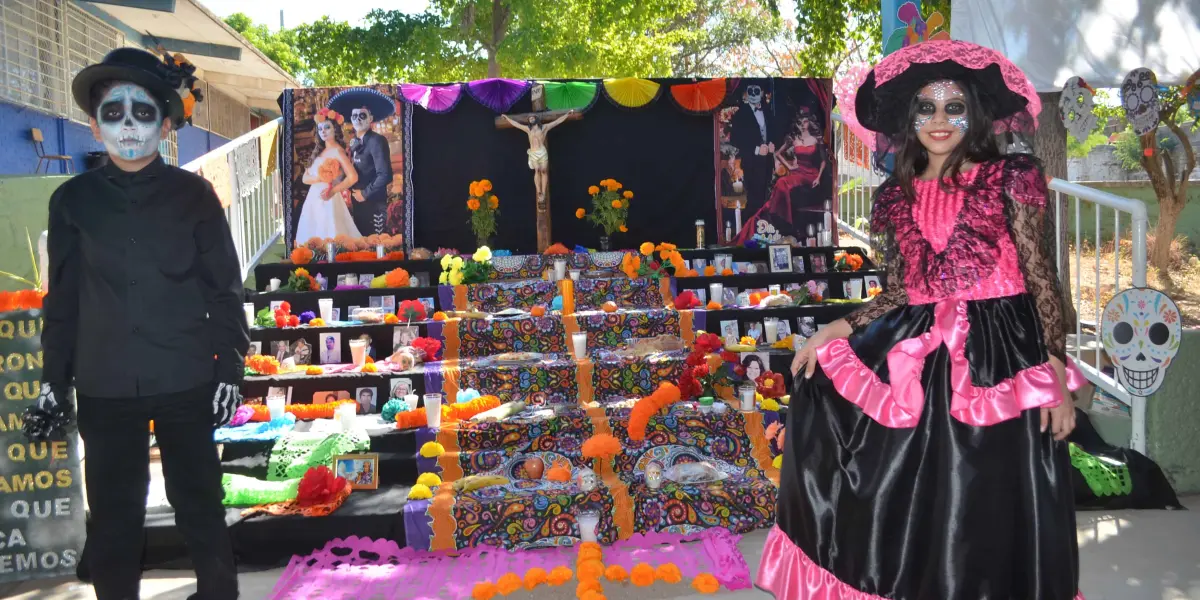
328,87,397,121
854,40,1042,138
72,48,185,127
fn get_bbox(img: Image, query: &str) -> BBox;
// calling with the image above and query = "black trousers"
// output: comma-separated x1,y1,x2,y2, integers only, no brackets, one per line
77,384,238,600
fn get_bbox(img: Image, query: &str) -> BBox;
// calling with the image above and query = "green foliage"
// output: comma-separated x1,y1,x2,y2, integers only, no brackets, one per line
1114,127,1184,171
224,13,305,77
791,0,951,77
0,229,40,290
1067,131,1110,159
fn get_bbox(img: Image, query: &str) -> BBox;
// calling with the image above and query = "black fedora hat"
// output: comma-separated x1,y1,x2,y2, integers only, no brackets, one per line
327,87,396,121
72,48,184,127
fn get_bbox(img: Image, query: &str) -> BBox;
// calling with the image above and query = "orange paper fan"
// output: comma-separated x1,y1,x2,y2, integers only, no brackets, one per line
670,79,727,113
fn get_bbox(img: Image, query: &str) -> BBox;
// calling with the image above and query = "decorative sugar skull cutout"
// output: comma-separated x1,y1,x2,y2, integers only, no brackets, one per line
1121,68,1161,136
1058,77,1097,143
1101,288,1182,396
575,467,598,493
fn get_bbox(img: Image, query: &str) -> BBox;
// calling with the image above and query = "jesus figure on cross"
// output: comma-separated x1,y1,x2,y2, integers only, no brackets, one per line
502,110,575,212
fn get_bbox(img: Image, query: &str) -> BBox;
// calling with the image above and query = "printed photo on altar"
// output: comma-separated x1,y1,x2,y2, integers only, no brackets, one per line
285,85,409,249
320,333,342,364
335,454,379,490
715,79,835,245
390,377,414,400
740,352,769,381
355,388,377,414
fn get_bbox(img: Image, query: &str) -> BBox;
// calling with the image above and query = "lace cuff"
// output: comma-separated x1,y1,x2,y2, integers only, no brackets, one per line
846,252,909,333
1005,161,1067,361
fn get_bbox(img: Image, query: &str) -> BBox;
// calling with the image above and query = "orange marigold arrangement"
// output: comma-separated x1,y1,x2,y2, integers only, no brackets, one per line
580,434,622,466
833,250,864,272
249,399,355,422
384,267,410,288
544,243,571,255
625,242,690,280
0,290,45,312
393,395,501,429
244,354,280,376
290,246,315,265
579,178,630,237
467,179,500,246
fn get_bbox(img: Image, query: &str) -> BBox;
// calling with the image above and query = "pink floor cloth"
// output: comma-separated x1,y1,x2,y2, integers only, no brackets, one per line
270,528,750,600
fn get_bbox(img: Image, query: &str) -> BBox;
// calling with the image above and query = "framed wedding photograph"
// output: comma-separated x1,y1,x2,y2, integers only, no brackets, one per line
335,453,379,490
768,245,793,273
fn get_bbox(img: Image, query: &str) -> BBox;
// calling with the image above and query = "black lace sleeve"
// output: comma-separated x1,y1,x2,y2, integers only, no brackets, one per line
846,182,909,333
1004,155,1067,361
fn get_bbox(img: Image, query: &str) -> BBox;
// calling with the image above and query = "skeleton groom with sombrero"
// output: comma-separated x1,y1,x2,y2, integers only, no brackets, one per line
328,88,395,235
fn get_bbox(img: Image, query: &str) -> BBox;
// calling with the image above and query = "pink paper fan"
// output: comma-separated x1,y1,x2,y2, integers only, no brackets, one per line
466,78,531,113
399,83,463,114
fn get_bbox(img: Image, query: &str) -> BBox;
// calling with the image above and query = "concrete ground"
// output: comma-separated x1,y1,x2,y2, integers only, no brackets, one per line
4,496,1198,600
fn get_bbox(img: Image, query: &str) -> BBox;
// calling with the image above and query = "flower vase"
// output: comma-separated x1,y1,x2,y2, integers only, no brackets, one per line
599,235,611,251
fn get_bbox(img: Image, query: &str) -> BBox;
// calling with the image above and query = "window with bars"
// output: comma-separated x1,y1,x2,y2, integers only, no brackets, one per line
65,3,123,124
0,0,69,115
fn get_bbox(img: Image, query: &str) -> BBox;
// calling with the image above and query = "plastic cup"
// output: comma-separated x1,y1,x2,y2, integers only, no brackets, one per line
350,339,369,366
764,318,779,344
268,278,281,291
318,298,334,323
572,332,588,359
243,303,255,329
424,393,443,428
708,283,723,307
267,397,286,422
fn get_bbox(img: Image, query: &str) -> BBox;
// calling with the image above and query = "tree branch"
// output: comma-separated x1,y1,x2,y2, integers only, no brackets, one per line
1163,119,1197,187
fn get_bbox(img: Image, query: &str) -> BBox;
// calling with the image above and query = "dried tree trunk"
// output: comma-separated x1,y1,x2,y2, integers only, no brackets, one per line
1033,91,1080,330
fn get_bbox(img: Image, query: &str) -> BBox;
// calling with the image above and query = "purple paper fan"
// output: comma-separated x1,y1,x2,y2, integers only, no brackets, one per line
399,83,464,114
466,78,531,113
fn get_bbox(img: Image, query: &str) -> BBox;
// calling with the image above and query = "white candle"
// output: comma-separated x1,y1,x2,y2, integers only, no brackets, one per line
267,397,286,422
850,278,864,300
739,385,756,412
764,318,778,343
243,303,255,329
404,394,419,413
708,283,723,307
268,278,281,291
554,260,567,281
327,242,336,262
337,403,356,431
572,332,588,359
578,512,600,543
569,270,581,281
424,393,443,428
318,298,334,323
376,244,385,259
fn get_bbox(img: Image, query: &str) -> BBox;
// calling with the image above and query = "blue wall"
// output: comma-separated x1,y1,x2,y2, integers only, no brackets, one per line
0,102,103,175
178,126,230,166
0,100,230,173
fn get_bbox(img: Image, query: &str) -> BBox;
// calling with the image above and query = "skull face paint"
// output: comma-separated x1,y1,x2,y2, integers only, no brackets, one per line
96,83,163,161
350,108,373,134
1101,288,1182,396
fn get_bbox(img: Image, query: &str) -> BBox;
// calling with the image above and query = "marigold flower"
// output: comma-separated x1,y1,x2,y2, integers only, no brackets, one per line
471,582,497,600
576,579,603,597
692,573,720,594
548,566,574,586
611,199,622,209
619,224,628,232
496,573,522,595
576,208,586,219
630,563,655,587
467,198,481,211
523,567,548,590
576,559,604,582
588,185,600,195
623,190,633,199
639,242,654,256
656,563,683,584
604,564,628,582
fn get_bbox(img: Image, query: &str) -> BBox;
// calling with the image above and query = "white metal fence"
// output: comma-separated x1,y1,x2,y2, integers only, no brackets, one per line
831,114,1151,453
181,117,284,283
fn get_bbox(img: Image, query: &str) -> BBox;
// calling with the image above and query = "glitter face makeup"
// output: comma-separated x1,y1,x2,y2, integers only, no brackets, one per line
912,80,969,141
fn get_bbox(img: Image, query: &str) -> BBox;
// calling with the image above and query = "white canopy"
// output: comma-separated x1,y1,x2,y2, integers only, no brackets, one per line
951,0,1200,91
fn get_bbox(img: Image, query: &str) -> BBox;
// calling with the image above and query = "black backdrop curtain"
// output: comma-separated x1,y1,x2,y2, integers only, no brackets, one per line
410,78,717,254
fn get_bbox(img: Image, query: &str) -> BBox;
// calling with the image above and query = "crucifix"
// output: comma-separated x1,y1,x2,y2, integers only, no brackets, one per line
494,85,582,251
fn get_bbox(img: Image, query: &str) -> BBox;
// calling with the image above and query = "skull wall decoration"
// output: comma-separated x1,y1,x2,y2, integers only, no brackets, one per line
1100,288,1182,396
1120,68,1161,136
1058,77,1097,143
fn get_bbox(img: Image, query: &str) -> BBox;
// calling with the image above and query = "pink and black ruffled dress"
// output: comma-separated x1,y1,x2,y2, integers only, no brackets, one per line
759,155,1087,599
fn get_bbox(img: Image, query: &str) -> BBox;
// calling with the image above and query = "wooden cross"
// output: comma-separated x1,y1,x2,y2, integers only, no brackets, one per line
495,86,582,252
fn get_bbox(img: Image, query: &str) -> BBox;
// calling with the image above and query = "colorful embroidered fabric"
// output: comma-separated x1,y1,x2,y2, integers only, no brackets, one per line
592,350,687,402
269,529,751,600
452,480,618,549
669,78,727,113
266,430,370,481
456,355,580,405
573,308,681,350
454,407,596,477
633,473,776,535
454,315,567,357
221,473,300,506
1069,443,1133,497
487,252,625,280
466,280,558,313
606,403,763,478
542,81,599,111
602,78,662,109
573,277,665,310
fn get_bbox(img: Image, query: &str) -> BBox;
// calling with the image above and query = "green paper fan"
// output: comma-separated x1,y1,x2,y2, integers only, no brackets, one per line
543,81,598,111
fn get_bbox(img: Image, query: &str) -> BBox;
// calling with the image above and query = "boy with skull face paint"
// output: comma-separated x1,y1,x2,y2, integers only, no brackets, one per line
34,48,246,599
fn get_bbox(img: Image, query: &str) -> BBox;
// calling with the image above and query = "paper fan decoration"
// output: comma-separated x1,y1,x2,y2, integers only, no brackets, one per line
466,78,531,113
399,83,463,114
669,79,727,113
602,78,662,109
543,81,599,112
833,63,876,151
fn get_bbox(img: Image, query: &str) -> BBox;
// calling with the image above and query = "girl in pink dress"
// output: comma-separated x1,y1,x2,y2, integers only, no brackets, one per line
758,40,1087,599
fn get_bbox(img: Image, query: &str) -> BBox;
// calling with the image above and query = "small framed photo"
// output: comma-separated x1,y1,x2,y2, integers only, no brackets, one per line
735,261,753,274
390,377,415,400
719,320,740,345
369,296,384,308
331,307,342,322
811,254,828,273
768,245,792,272
864,275,882,297
359,274,375,286
314,390,351,404
693,288,707,304
777,319,793,339
810,279,829,300
414,273,429,287
336,274,349,288
355,387,378,414
693,258,708,271
270,300,284,313
714,254,733,273
792,255,806,273
335,453,379,490
247,341,262,357
723,287,738,305
270,340,291,363
393,325,419,351
418,298,436,314
683,259,693,271
739,352,769,381
745,321,763,343
289,339,313,365
797,316,817,338
348,306,361,319
320,332,342,364
382,295,397,313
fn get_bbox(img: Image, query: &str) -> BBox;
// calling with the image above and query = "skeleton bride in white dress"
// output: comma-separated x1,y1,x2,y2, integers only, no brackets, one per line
296,111,361,241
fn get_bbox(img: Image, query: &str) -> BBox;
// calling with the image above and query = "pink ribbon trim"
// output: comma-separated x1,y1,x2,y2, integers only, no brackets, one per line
757,526,1086,599
814,299,1087,429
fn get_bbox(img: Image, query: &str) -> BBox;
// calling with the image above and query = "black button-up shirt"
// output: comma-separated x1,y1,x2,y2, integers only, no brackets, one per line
43,157,249,399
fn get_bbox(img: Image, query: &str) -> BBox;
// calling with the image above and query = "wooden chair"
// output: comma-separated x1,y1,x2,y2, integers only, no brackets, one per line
31,128,74,174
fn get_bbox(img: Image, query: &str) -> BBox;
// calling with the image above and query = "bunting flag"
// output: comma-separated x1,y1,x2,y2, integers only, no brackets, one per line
465,78,531,113
542,81,600,112
399,83,464,114
669,78,728,114
601,78,662,109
